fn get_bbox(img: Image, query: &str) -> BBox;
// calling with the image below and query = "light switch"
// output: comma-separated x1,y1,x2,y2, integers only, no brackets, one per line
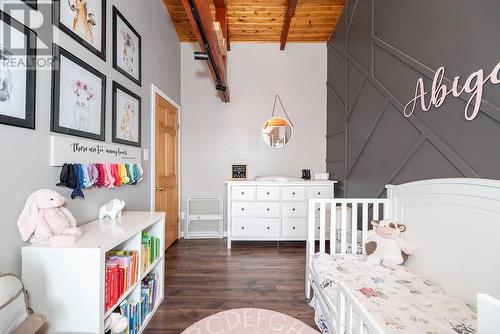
143,149,149,161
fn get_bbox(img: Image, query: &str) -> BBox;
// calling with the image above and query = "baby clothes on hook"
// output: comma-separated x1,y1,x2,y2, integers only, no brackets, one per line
57,162,145,199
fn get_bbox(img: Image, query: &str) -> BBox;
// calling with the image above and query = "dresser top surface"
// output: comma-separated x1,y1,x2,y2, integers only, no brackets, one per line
225,180,337,186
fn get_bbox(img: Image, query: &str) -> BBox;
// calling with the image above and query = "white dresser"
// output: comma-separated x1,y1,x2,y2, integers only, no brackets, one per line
225,180,336,248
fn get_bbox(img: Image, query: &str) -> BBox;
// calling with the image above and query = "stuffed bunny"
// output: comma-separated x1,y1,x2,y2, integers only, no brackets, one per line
365,220,414,270
104,313,128,334
17,189,82,246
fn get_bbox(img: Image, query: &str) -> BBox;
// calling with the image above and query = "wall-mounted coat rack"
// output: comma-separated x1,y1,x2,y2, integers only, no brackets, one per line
50,135,144,199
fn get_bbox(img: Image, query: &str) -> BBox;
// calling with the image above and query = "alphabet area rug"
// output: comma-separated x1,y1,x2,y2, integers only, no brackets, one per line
182,308,320,334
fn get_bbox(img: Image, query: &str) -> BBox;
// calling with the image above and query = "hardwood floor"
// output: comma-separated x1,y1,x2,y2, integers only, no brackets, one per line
144,239,316,333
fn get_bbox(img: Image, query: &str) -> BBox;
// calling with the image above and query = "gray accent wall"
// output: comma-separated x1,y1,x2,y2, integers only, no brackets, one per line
327,0,500,198
0,0,180,275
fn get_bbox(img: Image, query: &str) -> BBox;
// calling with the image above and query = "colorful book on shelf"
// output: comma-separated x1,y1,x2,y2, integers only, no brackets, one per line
141,232,161,273
105,250,138,312
108,250,138,284
116,299,142,334
108,273,159,334
141,272,158,319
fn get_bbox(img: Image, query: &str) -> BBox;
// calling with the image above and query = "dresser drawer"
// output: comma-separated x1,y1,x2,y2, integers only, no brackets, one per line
315,218,331,239
282,218,307,238
313,204,332,217
281,202,308,217
232,202,280,217
232,186,255,201
282,187,306,201
307,186,333,199
232,218,280,238
256,186,280,201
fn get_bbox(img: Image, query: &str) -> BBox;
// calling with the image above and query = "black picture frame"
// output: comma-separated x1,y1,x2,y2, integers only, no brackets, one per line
51,43,106,141
53,0,106,60
21,0,37,10
112,81,142,147
0,11,37,130
232,165,247,179
113,6,142,86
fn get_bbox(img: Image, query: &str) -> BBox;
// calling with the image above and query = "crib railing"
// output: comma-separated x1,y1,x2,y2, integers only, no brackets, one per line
306,198,391,334
338,282,388,334
307,198,391,257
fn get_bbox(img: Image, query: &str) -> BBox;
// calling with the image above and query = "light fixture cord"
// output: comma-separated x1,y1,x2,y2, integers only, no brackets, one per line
271,94,294,127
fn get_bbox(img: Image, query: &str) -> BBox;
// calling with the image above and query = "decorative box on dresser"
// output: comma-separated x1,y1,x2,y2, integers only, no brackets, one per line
21,212,165,334
225,180,336,249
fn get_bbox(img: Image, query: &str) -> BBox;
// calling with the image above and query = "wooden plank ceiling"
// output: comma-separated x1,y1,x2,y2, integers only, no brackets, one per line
165,0,345,43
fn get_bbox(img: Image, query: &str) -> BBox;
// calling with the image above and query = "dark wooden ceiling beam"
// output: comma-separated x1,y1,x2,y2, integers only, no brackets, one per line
280,0,298,50
181,0,230,102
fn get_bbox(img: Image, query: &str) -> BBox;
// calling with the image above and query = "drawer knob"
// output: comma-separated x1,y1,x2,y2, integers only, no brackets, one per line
267,227,270,230
292,192,296,195
266,192,270,195
318,227,321,230
267,208,270,211
241,192,245,195
241,208,245,211
292,227,296,230
318,192,321,195
292,208,296,211
317,208,321,211
241,227,245,230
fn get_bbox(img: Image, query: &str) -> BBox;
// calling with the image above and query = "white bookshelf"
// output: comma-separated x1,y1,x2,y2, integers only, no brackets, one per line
21,211,165,334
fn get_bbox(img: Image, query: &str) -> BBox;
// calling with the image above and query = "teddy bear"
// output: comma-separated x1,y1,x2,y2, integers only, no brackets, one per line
17,189,82,246
364,220,414,269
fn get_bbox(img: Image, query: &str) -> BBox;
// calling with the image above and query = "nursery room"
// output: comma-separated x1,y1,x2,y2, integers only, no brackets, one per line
0,0,499,333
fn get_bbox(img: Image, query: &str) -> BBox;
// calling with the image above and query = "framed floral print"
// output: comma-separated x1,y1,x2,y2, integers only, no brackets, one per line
51,44,106,141
53,0,106,60
113,6,141,86
0,11,36,129
112,81,141,147
21,0,37,10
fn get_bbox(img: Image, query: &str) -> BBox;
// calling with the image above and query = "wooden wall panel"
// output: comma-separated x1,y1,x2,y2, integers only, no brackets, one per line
326,0,500,198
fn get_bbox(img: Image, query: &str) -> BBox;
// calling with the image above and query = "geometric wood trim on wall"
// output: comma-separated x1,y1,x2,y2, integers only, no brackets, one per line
326,0,500,198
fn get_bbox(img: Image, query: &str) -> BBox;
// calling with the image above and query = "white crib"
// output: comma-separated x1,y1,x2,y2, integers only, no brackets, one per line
306,178,500,334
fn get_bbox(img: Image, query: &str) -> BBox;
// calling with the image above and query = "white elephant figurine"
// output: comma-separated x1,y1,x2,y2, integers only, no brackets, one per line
99,199,126,223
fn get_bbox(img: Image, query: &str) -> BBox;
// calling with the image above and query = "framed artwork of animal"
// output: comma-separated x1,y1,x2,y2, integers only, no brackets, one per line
21,0,37,10
53,0,106,60
112,81,141,147
0,11,36,130
113,6,142,86
51,44,106,141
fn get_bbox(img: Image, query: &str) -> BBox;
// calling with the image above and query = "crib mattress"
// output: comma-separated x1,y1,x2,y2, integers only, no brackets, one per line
311,253,477,334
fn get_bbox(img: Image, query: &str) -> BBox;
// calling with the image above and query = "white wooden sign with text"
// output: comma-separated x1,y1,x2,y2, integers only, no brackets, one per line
50,135,142,166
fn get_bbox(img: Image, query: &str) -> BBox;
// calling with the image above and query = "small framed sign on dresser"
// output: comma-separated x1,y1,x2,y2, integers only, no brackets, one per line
232,164,247,180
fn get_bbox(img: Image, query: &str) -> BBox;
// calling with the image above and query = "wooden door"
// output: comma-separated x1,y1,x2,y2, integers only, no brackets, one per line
155,94,179,249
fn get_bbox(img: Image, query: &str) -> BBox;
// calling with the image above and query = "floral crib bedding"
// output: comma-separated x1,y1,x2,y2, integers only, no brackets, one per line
310,253,477,334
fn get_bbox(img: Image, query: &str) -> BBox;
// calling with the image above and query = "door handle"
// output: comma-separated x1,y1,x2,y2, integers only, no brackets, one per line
155,186,164,192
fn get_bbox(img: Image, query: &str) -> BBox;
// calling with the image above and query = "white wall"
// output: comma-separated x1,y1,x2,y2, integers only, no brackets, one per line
0,0,180,275
181,42,327,231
